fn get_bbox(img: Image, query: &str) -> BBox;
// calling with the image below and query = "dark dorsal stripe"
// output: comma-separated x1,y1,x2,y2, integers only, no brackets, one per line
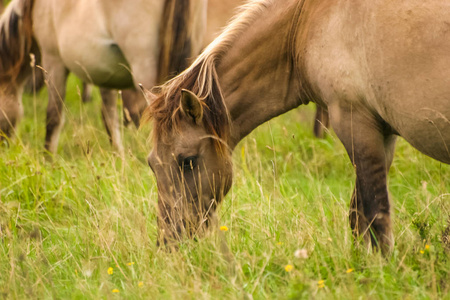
157,0,193,84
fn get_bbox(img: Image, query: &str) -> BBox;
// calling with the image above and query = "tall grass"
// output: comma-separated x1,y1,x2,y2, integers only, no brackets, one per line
0,76,449,299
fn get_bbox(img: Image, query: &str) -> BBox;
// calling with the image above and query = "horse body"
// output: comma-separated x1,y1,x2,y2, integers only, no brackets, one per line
33,0,155,89
146,0,449,251
304,0,450,163
0,0,206,153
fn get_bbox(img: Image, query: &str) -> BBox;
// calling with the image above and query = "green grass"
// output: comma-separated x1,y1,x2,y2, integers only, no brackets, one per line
0,76,449,299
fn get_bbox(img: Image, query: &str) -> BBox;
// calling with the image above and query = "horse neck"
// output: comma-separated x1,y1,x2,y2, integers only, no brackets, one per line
215,0,305,149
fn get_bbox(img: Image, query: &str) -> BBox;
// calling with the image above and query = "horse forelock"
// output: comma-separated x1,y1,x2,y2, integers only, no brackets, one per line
0,0,34,83
143,58,231,157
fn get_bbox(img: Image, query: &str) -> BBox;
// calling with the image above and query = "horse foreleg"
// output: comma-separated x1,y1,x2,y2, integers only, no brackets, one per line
44,57,68,154
330,105,397,254
115,45,155,128
313,105,330,138
100,88,124,156
121,89,148,128
349,133,397,246
0,85,24,140
81,82,93,103
349,184,369,245
23,68,45,94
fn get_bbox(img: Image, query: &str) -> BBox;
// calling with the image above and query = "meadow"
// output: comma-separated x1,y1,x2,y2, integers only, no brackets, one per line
0,76,449,299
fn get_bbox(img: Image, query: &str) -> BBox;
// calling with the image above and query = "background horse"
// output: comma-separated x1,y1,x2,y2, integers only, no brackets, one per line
0,0,206,154
144,0,450,253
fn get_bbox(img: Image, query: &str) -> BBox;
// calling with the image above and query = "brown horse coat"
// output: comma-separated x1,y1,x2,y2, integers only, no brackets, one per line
144,0,449,252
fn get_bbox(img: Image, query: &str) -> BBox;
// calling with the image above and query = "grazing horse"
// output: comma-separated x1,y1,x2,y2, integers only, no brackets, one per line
143,0,450,253
0,0,206,154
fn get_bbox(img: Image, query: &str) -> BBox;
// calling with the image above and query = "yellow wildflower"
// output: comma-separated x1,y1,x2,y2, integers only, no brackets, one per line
220,226,229,231
420,250,425,254
317,280,325,288
138,281,144,287
425,244,430,250
107,267,114,275
276,242,283,246
127,262,135,266
285,265,293,272
346,268,354,273
112,289,119,293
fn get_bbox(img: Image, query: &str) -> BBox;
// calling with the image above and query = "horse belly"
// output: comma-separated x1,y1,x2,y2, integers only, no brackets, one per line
34,0,136,89
389,103,450,164
61,41,134,89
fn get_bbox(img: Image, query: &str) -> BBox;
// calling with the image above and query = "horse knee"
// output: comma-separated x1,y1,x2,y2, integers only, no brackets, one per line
45,107,65,152
82,83,93,103
122,90,148,128
125,107,142,128
313,106,329,138
46,108,64,131
349,189,367,234
370,212,392,237
349,208,365,234
0,98,23,137
131,101,148,127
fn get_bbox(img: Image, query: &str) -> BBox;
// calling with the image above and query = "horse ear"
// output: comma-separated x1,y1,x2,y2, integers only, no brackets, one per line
139,84,157,105
180,89,203,124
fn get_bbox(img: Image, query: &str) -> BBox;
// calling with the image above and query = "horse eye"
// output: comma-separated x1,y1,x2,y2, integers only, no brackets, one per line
181,156,197,170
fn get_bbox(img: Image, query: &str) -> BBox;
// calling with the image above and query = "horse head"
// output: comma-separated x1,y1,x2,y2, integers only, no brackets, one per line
0,0,35,138
142,66,233,246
